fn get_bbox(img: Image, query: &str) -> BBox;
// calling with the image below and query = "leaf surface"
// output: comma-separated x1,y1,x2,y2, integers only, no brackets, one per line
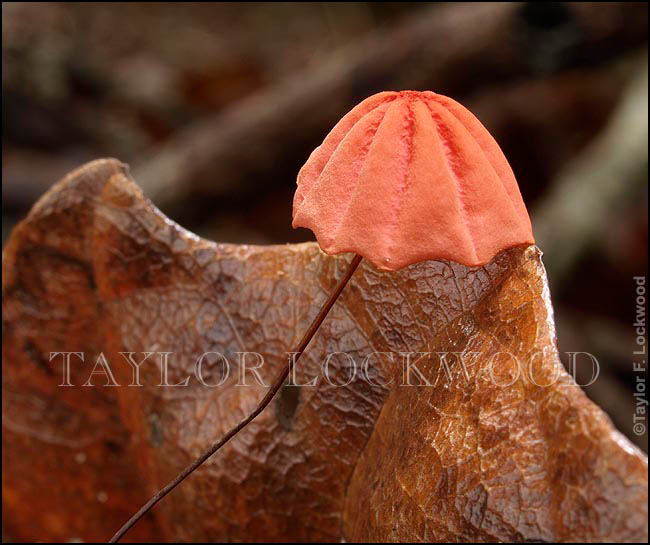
2,159,647,542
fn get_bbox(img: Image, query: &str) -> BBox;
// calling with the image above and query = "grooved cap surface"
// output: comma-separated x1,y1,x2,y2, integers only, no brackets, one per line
292,91,535,271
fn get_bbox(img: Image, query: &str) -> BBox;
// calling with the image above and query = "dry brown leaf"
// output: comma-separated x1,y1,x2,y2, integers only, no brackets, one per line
2,159,647,542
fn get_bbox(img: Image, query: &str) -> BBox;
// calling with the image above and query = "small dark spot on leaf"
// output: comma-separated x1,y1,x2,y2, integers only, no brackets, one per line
277,385,300,431
104,440,122,455
24,340,53,375
149,413,163,447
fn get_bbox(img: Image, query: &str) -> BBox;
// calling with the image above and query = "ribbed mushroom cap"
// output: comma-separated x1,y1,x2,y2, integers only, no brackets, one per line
292,90,534,271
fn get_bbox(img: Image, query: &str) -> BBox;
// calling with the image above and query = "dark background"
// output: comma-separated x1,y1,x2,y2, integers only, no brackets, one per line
2,2,648,452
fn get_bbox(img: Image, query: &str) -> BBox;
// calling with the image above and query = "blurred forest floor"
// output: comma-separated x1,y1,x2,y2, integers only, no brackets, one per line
2,2,648,451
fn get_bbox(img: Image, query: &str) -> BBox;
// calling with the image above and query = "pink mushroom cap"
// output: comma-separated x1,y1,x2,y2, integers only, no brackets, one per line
292,90,535,271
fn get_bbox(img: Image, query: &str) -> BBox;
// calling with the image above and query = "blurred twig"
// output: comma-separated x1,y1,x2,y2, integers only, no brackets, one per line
532,52,648,291
133,2,648,211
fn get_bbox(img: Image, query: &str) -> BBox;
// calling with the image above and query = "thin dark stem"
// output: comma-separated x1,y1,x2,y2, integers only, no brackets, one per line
109,254,363,543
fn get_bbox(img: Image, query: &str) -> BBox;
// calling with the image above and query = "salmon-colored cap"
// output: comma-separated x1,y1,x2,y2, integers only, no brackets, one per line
292,90,534,271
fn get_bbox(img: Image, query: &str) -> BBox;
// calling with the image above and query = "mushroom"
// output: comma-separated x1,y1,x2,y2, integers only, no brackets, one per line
110,90,535,542
293,90,533,270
